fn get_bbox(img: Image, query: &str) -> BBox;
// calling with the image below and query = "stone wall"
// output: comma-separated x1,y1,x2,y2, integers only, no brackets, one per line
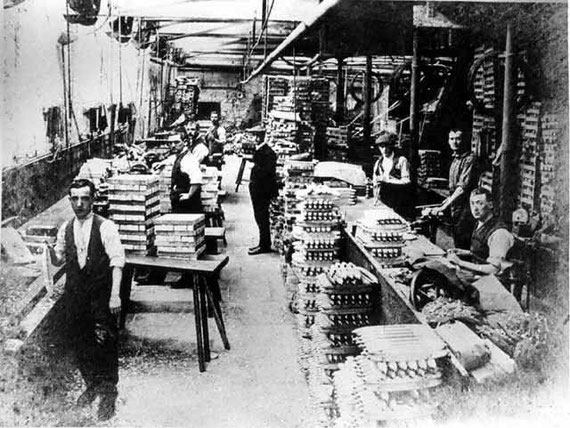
2,131,120,223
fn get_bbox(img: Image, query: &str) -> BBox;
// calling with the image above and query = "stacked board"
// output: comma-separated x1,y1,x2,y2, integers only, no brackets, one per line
154,213,206,260
108,174,160,255
158,162,174,214
200,165,220,211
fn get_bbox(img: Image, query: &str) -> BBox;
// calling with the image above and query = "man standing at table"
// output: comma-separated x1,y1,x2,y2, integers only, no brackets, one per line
48,179,124,421
170,134,203,214
184,120,209,164
430,129,479,249
248,133,277,255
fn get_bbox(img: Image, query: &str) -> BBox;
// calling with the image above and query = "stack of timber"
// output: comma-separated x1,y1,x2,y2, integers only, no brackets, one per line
107,174,160,255
154,213,206,260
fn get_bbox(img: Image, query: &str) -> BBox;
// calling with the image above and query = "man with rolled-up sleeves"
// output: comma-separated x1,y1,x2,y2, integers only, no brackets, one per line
48,179,124,421
431,129,479,249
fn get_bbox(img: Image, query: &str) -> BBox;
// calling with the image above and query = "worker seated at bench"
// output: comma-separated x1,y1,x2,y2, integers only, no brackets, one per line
445,187,514,282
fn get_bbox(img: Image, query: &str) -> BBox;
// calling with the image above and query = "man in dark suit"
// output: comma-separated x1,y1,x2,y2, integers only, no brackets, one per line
248,132,277,255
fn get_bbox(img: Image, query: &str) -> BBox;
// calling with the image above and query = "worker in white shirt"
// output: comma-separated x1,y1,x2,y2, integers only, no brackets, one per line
170,137,203,214
205,111,226,154
184,120,209,164
372,131,413,218
47,179,124,421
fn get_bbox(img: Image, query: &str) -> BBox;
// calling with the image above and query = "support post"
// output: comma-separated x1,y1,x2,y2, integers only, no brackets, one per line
262,0,267,59
335,56,345,123
409,28,420,203
363,55,373,146
499,25,516,222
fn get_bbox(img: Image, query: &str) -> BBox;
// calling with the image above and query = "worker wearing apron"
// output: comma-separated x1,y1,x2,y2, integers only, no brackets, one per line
49,179,124,421
372,132,413,219
170,143,203,214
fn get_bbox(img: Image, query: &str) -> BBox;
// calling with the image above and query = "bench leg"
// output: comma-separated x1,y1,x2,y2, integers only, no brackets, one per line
192,275,206,372
199,276,211,362
235,158,246,192
205,278,230,351
119,265,134,330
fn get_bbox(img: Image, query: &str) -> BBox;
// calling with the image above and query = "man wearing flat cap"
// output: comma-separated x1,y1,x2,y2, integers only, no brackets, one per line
372,131,413,218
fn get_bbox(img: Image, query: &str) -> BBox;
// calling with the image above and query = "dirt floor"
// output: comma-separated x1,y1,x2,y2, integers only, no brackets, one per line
0,155,568,427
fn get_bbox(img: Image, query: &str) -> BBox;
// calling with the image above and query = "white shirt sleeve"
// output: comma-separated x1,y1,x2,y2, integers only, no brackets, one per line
486,228,515,268
100,220,126,268
180,152,203,184
54,220,69,264
217,126,227,144
192,144,209,164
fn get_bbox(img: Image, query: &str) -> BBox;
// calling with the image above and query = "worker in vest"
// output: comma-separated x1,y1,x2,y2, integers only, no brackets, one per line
372,131,413,219
429,129,479,249
48,179,124,421
446,188,514,275
205,111,226,169
170,136,203,214
184,120,209,164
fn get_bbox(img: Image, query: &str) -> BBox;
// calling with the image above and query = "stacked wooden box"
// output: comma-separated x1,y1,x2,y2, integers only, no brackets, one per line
108,174,161,255
154,213,206,260
262,75,289,121
517,102,541,212
326,126,349,162
168,76,200,120
289,78,313,121
417,150,441,185
539,113,562,226
158,163,173,214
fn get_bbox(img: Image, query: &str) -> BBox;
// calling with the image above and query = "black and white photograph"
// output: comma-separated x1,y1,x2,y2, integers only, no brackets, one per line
1,0,568,427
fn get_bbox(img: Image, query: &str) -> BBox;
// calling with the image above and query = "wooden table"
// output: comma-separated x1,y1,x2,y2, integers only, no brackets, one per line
120,254,231,372
234,154,254,192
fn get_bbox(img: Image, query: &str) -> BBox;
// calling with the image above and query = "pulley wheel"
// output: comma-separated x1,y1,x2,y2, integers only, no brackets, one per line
409,268,452,311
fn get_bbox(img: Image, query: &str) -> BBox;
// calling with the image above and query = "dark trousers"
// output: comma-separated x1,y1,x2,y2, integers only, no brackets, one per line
65,292,118,397
380,182,414,220
451,205,476,250
249,186,271,249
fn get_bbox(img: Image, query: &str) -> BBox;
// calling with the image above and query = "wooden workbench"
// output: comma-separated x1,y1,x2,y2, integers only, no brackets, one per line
121,254,231,372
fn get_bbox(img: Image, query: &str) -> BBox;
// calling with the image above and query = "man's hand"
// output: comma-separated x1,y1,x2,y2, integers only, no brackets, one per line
448,248,471,257
179,192,190,201
109,295,121,315
446,251,462,266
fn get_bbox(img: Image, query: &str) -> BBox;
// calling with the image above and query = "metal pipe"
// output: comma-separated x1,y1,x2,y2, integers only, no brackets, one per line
335,56,345,123
499,24,516,221
409,27,420,195
262,0,267,58
241,0,342,84
363,55,373,145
